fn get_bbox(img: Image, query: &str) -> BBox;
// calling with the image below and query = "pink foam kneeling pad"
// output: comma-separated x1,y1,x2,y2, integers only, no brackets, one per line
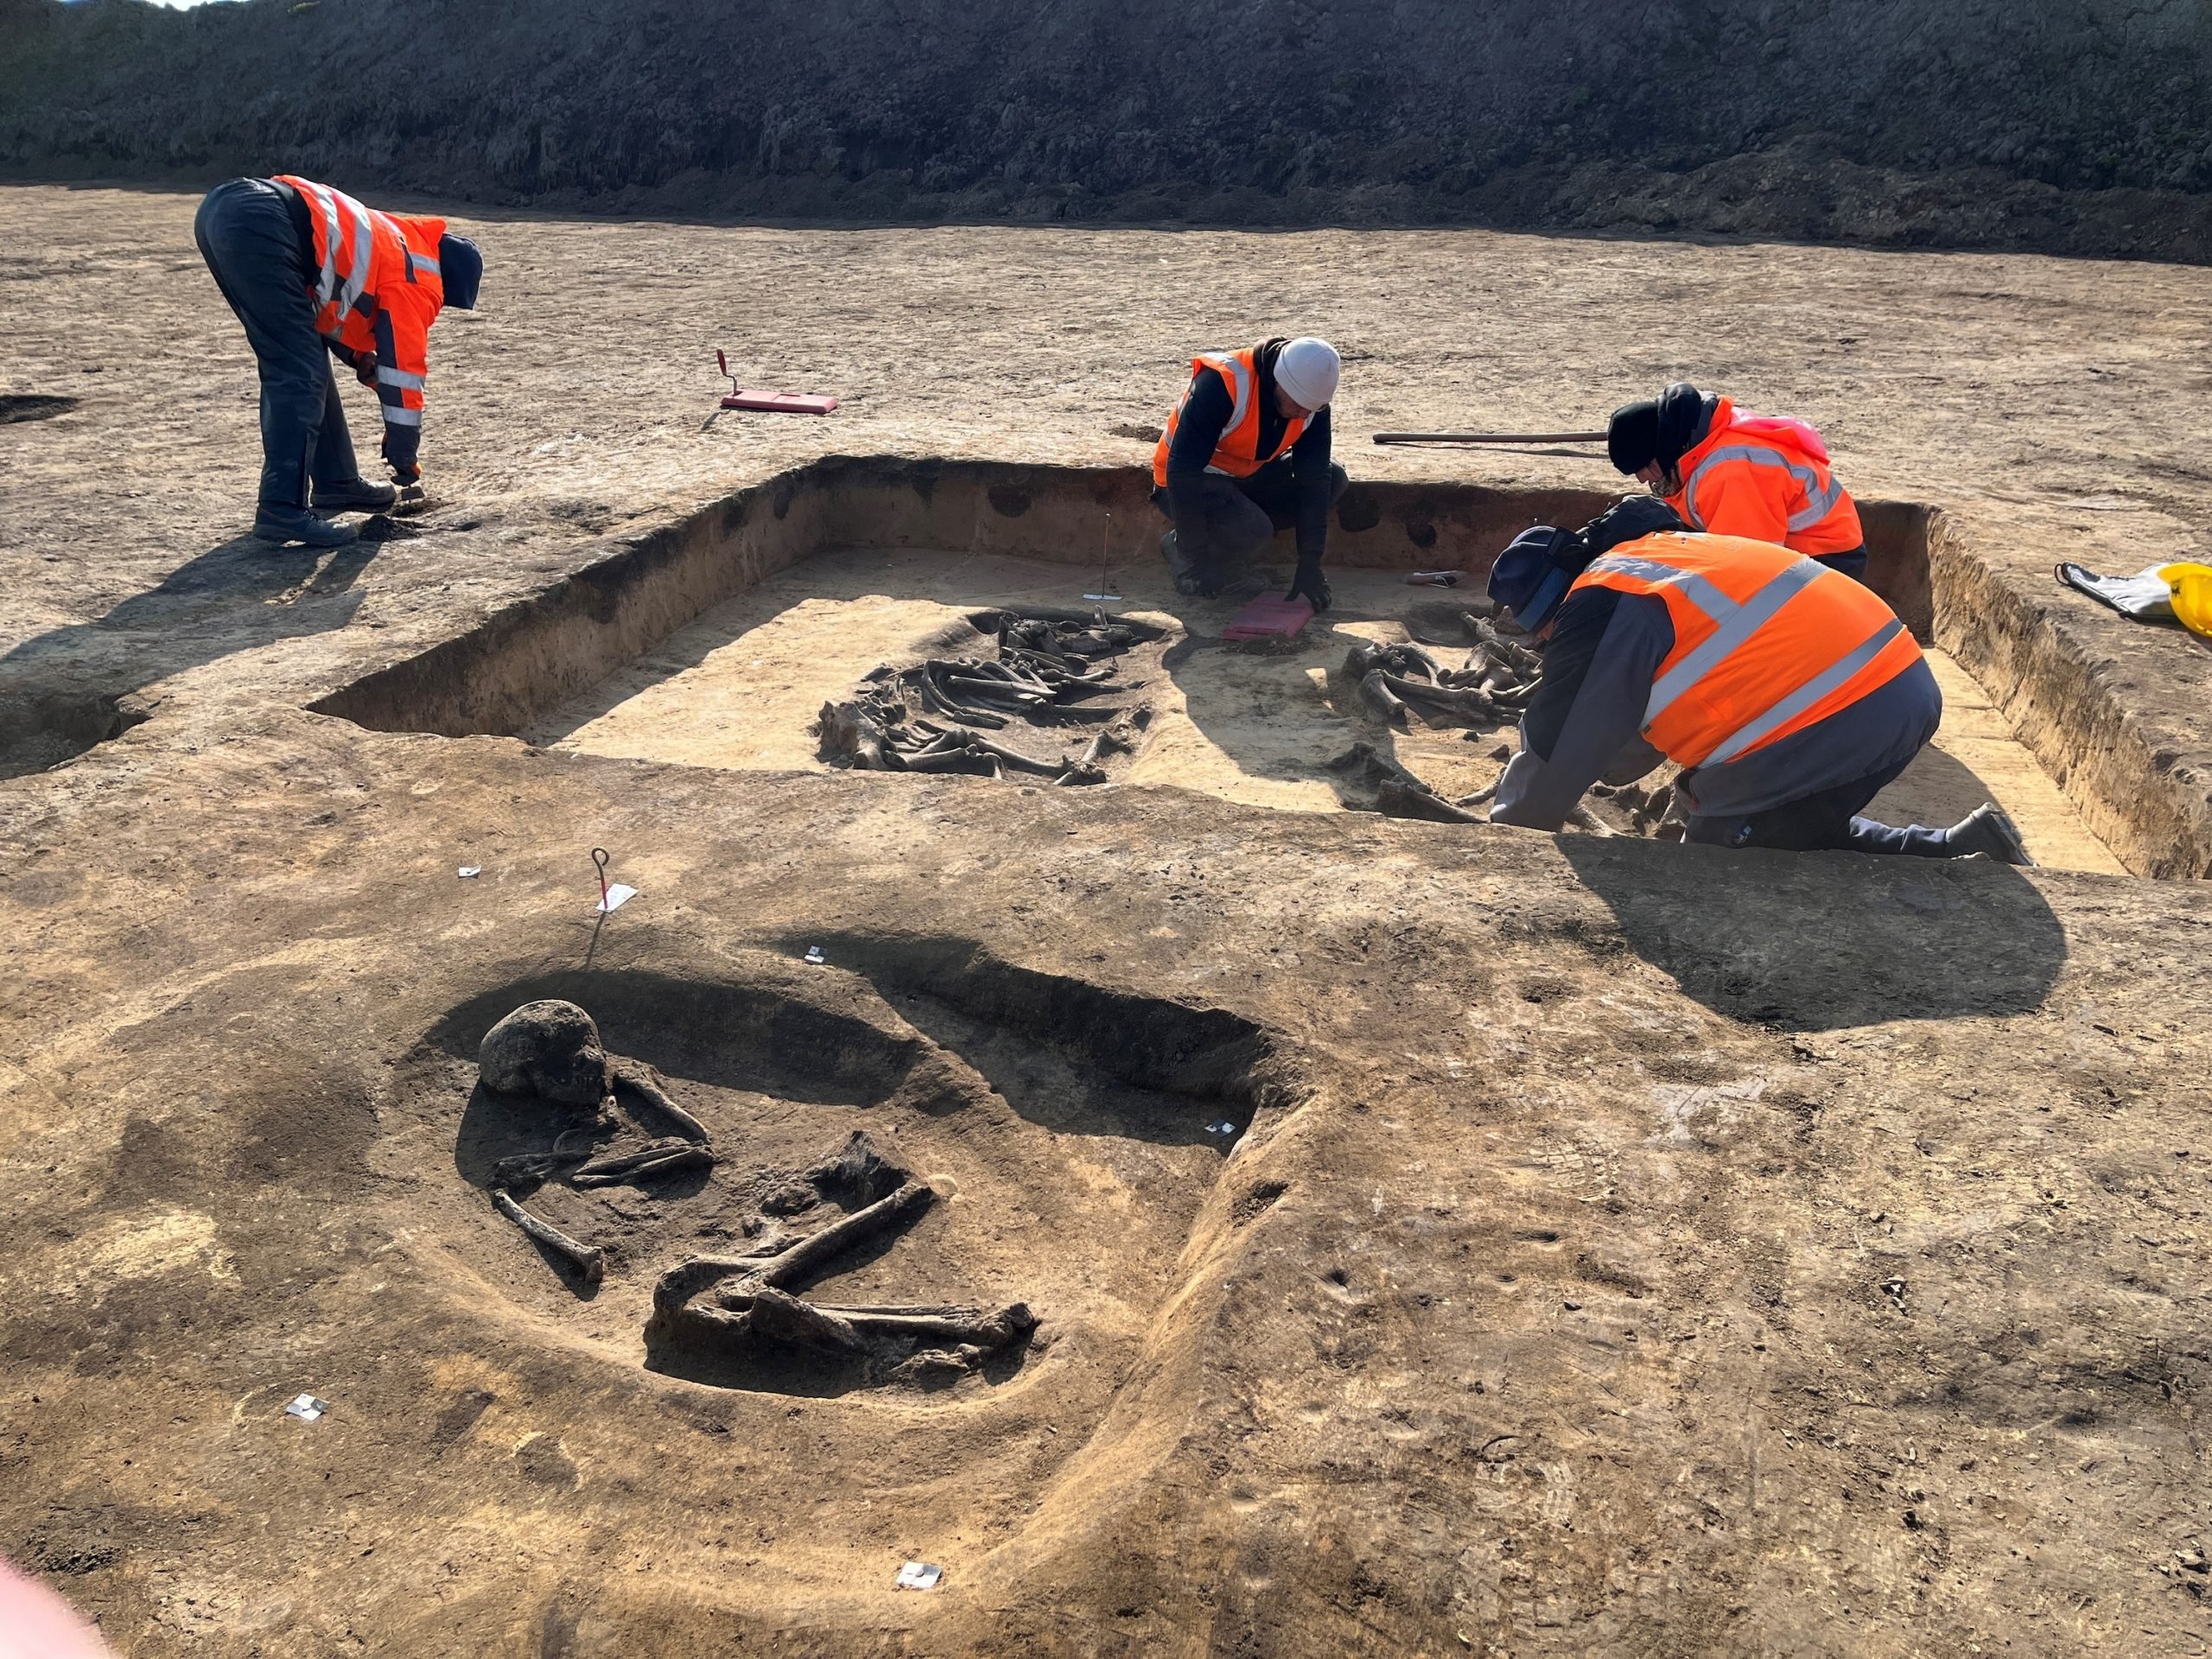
1220,594,1315,640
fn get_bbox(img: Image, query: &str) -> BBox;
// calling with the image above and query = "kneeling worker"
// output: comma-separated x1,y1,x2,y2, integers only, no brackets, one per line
1607,383,1867,581
1152,337,1346,609
1484,499,2031,861
195,175,483,547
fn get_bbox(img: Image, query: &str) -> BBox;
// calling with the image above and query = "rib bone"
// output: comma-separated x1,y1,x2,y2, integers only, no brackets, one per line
571,1140,715,1187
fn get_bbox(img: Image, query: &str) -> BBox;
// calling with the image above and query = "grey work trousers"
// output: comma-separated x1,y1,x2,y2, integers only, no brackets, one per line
194,178,359,513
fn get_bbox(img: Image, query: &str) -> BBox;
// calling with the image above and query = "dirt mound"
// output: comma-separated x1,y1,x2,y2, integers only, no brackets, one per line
8,0,2212,259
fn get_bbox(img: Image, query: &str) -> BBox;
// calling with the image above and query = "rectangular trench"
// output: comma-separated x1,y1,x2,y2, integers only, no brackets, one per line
308,455,2202,878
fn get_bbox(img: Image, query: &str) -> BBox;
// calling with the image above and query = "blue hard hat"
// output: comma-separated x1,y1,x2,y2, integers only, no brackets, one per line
1487,526,1576,632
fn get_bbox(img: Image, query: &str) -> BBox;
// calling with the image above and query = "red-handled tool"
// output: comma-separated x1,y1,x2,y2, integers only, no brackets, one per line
716,350,837,416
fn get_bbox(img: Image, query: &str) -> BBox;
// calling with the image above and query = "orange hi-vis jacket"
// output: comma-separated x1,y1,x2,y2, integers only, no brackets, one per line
1664,398,1864,558
1151,347,1311,488
274,174,448,467
1569,531,1921,769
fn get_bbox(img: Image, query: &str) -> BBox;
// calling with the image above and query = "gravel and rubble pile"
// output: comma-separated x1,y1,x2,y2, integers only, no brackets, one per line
6,0,2212,260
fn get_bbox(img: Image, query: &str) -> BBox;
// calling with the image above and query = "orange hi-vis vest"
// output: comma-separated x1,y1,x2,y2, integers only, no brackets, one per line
273,175,447,439
1151,347,1310,488
1664,397,1864,557
1571,531,1921,769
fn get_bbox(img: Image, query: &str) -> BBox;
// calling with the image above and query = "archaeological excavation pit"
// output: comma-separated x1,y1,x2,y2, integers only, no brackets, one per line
311,456,2206,876
385,933,1294,1406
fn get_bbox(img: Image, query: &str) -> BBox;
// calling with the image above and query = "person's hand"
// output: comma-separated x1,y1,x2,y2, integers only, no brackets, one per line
389,462,423,486
354,358,379,389
1,1555,114,1656
1287,558,1332,612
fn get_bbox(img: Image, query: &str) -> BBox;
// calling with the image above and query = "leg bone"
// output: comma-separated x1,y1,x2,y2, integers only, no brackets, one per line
491,1187,604,1285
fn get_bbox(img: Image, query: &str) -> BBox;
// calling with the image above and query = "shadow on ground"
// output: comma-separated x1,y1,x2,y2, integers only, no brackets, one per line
1558,835,2067,1031
0,534,375,776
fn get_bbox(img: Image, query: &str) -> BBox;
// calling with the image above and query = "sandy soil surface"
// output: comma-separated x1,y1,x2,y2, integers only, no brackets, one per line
1871,653,2128,875
531,554,1510,813
534,547,2124,870
3,188,2206,832
1,186,2209,1656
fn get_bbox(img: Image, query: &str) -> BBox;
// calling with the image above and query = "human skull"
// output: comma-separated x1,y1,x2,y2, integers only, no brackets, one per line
478,1000,613,1108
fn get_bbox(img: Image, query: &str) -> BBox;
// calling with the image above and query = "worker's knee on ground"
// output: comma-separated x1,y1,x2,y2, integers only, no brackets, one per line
1684,813,1752,849
1213,509,1277,563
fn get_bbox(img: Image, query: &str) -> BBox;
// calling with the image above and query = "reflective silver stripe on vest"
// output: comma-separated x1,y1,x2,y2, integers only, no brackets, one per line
1685,443,1843,533
1702,619,1904,766
301,181,343,312
299,181,375,318
338,194,374,315
377,365,426,390
1192,352,1255,475
382,405,422,427
1642,556,1823,725
1584,552,1734,623
1206,353,1253,435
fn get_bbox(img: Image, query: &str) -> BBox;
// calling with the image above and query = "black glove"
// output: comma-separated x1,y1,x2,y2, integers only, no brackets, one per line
388,461,423,486
1287,558,1332,612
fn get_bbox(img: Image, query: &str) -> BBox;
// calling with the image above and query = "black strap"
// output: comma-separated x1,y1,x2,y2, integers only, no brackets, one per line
2055,561,2126,612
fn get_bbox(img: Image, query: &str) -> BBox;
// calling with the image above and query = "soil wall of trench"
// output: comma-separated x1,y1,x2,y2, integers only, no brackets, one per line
296,454,2210,879
8,0,2212,261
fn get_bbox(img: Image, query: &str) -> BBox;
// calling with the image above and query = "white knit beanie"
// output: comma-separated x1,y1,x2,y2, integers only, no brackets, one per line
1274,337,1342,410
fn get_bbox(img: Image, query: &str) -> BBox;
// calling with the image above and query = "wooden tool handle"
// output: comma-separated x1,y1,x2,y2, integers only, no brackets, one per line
1371,431,1610,446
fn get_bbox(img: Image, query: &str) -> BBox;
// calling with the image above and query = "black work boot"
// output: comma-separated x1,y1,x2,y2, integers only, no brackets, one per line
1945,803,2034,865
252,507,359,548
1160,530,1203,595
312,476,399,514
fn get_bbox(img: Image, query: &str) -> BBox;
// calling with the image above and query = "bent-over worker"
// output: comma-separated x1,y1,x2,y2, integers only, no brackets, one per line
1607,383,1866,581
195,175,483,547
1484,499,2031,861
1152,337,1347,609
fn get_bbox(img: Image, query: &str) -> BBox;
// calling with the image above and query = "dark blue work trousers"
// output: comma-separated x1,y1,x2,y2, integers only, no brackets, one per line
1685,755,1955,856
194,178,358,512
1150,460,1350,578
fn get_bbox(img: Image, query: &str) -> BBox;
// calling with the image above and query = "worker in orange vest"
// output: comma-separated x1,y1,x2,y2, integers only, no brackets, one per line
1152,337,1346,608
1482,498,2031,860
1607,384,1866,581
194,175,482,547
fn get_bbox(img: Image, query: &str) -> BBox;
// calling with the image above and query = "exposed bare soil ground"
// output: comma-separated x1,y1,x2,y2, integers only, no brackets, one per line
3,188,2211,1656
530,548,2125,872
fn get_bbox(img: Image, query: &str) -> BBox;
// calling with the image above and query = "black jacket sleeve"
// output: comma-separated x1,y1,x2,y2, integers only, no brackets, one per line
1164,369,1232,481
1490,588,1675,831
1291,406,1332,561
